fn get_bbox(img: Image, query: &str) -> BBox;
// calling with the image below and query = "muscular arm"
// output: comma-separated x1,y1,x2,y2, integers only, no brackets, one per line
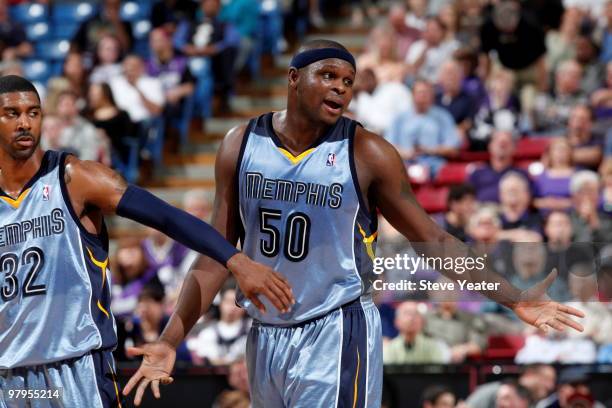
354,127,522,307
158,125,245,348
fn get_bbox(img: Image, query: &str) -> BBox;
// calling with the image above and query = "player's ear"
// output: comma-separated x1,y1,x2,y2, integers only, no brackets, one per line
288,67,299,88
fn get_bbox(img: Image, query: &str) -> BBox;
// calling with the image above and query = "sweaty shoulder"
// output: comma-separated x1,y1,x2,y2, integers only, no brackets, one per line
216,123,250,179
353,125,403,185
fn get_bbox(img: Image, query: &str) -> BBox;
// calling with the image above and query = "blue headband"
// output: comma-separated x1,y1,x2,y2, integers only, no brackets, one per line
290,48,356,70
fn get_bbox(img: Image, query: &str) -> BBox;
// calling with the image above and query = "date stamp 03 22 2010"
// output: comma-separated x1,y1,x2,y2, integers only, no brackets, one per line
0,388,62,401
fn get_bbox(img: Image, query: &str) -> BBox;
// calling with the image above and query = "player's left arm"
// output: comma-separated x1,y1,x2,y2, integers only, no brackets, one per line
63,156,293,308
353,127,584,332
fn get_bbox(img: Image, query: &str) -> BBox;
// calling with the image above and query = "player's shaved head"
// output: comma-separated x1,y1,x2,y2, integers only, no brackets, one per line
0,75,40,105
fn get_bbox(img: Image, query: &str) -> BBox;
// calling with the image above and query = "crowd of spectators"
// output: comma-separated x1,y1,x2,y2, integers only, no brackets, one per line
5,0,612,406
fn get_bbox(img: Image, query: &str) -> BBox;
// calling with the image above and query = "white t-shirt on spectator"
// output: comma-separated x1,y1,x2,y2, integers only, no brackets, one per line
90,64,123,85
187,319,250,364
351,82,413,134
406,39,460,82
110,75,165,123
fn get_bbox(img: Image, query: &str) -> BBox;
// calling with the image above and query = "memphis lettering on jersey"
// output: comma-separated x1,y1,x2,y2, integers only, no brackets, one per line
245,172,343,208
0,208,65,248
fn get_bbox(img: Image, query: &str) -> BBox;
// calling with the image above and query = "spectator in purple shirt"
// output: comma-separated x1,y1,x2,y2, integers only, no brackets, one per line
533,138,574,214
468,130,531,203
498,171,543,241
435,59,475,140
567,105,603,170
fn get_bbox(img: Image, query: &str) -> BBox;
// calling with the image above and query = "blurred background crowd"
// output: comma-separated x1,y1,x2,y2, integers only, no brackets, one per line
3,0,612,406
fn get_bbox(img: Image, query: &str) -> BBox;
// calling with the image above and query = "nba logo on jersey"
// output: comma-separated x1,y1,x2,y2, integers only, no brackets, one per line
42,185,50,201
326,153,336,167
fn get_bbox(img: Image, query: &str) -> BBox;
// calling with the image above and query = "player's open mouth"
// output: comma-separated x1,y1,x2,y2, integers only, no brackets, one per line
323,100,343,114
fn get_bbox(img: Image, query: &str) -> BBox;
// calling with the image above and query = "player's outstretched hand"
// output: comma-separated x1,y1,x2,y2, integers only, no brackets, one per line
122,341,176,406
227,253,295,314
512,269,585,333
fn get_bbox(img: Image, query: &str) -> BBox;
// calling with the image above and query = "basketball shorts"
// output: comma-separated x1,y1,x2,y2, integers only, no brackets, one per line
246,296,382,408
0,349,123,408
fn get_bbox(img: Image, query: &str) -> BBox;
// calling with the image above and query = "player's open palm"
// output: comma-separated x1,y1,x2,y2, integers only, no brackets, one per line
227,253,295,314
512,269,585,333
123,341,176,406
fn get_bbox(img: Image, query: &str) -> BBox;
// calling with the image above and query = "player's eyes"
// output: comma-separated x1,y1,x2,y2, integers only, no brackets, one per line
322,72,333,80
344,79,354,87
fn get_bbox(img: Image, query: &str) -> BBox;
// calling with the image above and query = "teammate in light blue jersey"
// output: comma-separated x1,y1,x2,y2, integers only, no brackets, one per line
0,75,292,408
126,40,585,408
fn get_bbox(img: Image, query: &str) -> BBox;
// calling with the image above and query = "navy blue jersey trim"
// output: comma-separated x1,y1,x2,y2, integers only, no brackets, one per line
264,112,338,152
0,150,54,198
58,152,105,245
348,122,376,228
235,120,254,247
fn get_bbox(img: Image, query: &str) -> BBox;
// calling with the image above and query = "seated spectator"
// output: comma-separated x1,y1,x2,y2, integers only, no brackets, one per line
495,380,531,408
111,238,163,319
87,82,134,165
424,301,486,363
405,17,459,83
479,0,548,103
40,115,63,153
443,184,476,242
533,60,587,134
179,0,240,112
535,367,607,408
469,130,531,203
123,284,192,362
385,79,460,176
420,385,456,408
510,242,568,302
466,206,502,246
569,170,612,242
467,365,556,408
350,68,413,134
470,69,521,150
43,77,72,116
142,227,188,297
566,105,603,169
533,138,574,213
218,0,259,73
61,51,89,109
499,172,542,242
543,211,593,281
110,55,165,127
358,23,408,84
383,301,448,364
0,0,32,60
600,158,612,213
90,34,124,85
52,90,109,163
545,8,580,77
435,59,475,139
147,27,195,136
565,263,612,345
71,0,133,57
187,288,250,366
213,357,251,408
387,2,421,60
590,61,612,120
575,35,605,95
454,48,486,108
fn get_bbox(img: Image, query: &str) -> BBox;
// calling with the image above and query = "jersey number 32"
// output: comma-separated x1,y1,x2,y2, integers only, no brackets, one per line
1,247,46,301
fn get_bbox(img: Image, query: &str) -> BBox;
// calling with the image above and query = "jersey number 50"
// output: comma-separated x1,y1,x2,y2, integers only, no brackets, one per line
259,208,311,262
1,247,46,302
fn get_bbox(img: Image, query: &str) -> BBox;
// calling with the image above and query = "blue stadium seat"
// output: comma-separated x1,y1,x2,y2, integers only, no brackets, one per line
34,39,70,61
22,60,52,83
120,2,152,22
51,2,97,24
25,22,51,42
133,20,152,41
9,3,48,24
51,23,80,40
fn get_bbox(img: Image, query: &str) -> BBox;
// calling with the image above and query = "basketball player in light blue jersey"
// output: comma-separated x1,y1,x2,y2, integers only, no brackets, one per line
125,40,585,407
0,75,293,408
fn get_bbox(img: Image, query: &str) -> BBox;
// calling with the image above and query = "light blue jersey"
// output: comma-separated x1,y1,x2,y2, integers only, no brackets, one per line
0,151,116,369
237,113,378,325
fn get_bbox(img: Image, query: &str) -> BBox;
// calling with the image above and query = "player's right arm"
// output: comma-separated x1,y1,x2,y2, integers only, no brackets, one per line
121,125,294,405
